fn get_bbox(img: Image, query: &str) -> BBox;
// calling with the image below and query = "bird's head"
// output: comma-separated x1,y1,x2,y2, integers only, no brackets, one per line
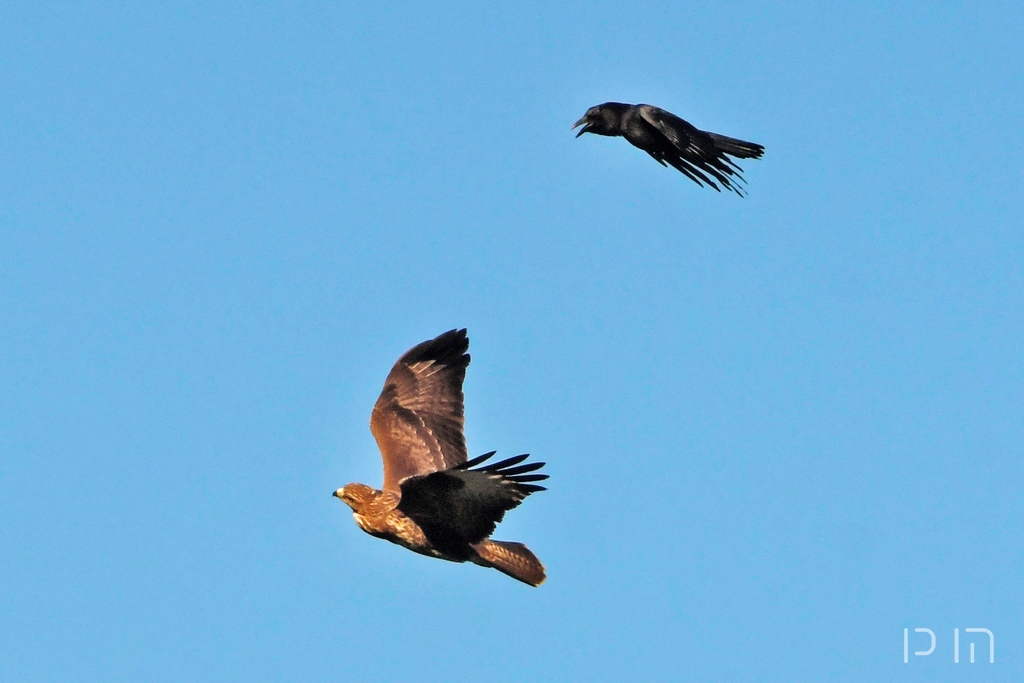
333,483,377,513
572,102,630,137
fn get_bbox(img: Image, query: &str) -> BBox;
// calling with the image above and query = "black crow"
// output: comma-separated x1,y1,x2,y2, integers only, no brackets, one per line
573,102,764,196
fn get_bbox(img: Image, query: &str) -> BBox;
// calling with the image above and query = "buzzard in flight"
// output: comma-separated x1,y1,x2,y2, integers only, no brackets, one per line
573,102,764,195
334,329,548,586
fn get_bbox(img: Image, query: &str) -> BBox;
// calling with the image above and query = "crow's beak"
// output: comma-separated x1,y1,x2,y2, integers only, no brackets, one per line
572,115,589,137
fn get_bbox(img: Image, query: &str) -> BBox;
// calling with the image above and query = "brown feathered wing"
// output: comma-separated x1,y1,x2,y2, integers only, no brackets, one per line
370,329,470,492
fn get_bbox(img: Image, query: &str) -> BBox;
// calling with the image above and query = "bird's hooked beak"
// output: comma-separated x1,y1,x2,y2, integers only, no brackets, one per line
572,115,591,137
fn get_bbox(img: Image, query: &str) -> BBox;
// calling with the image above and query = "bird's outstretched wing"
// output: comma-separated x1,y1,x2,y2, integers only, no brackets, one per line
397,452,548,556
637,104,763,195
371,329,471,492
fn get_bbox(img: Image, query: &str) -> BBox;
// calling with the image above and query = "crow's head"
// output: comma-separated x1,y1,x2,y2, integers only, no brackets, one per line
572,102,630,137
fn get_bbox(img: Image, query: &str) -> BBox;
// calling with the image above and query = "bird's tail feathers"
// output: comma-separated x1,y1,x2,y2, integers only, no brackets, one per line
473,540,546,587
707,132,765,160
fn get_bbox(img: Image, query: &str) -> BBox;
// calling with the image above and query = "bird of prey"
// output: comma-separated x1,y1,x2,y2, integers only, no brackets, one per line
573,102,764,195
334,329,549,586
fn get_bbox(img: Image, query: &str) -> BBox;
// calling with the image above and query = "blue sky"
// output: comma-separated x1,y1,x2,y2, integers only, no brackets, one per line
2,2,1021,681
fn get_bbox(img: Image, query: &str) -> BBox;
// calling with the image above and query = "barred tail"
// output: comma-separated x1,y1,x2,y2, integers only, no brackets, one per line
473,540,546,587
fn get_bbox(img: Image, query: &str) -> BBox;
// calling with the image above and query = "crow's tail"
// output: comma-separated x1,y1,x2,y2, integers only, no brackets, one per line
707,132,765,159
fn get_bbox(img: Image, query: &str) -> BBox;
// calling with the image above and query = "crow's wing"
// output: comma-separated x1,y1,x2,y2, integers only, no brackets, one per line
637,104,763,194
636,105,710,156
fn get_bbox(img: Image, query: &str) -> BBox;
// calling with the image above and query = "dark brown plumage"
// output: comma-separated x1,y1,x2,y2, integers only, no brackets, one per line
573,102,764,195
334,329,548,586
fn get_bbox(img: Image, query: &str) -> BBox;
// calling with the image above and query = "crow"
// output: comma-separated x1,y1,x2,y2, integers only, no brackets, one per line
573,102,764,196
